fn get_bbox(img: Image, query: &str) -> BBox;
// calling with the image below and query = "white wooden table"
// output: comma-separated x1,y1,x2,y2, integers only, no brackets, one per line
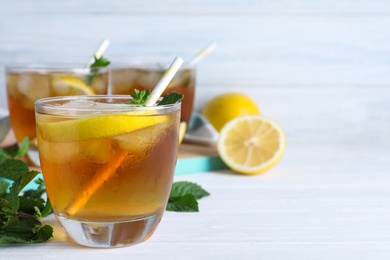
1,1,390,259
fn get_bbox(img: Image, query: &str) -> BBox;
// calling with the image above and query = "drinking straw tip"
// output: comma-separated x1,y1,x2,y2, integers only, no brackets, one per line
188,42,217,66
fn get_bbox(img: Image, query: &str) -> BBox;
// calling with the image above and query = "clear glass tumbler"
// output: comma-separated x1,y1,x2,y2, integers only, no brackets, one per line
35,95,180,248
6,65,109,166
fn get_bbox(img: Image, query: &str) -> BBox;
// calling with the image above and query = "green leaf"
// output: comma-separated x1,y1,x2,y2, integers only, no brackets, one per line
0,197,10,208
34,224,53,243
86,56,110,86
0,236,32,244
3,171,39,214
18,171,40,194
0,219,52,244
90,56,110,68
40,199,52,218
0,148,8,159
169,181,210,199
0,179,10,196
5,180,21,214
34,206,42,219
0,159,29,181
125,89,151,105
18,196,45,215
13,137,29,158
158,92,184,106
166,194,198,212
23,178,46,199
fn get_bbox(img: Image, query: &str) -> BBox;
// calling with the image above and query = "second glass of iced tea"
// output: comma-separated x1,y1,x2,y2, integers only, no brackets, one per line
110,63,195,124
6,65,108,165
35,95,181,248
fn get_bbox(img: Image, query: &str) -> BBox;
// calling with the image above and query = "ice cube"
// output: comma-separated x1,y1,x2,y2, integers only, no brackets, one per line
17,73,51,100
113,121,169,154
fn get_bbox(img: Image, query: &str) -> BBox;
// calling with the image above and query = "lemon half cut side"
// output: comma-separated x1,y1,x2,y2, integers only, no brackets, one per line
217,115,286,175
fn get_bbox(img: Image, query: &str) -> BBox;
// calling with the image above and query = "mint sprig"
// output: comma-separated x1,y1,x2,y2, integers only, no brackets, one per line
125,89,184,106
86,55,111,86
0,137,53,244
125,89,151,105
167,181,210,212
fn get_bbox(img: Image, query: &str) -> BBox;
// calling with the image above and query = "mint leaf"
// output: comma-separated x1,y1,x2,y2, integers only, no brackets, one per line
0,220,52,244
90,56,110,68
125,90,184,106
0,147,53,244
3,137,29,159
0,159,29,181
19,197,45,214
23,178,46,199
35,225,53,243
125,89,151,105
86,55,110,85
166,181,210,212
0,179,9,197
12,170,40,196
170,181,210,199
158,92,184,106
13,137,29,158
167,194,198,212
0,149,8,159
40,199,53,218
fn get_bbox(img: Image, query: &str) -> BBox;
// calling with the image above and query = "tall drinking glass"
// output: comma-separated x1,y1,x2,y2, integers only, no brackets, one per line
110,63,195,124
6,65,108,166
35,95,181,248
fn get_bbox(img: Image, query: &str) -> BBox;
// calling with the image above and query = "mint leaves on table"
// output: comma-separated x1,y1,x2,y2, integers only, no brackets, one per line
0,137,53,244
86,55,111,86
167,181,210,212
125,89,184,106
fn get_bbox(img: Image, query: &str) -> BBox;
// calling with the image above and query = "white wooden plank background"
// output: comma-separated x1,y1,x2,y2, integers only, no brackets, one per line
0,1,390,259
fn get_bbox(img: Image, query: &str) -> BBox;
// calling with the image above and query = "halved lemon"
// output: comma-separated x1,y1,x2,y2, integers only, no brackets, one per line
217,115,286,175
51,76,95,96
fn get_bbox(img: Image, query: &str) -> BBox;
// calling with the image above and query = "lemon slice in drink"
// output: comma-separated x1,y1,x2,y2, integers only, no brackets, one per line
38,114,168,142
217,115,286,175
51,76,95,95
178,122,187,144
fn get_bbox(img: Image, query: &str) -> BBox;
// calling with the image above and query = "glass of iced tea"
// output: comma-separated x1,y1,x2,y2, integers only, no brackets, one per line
35,95,181,248
110,63,195,124
6,65,108,166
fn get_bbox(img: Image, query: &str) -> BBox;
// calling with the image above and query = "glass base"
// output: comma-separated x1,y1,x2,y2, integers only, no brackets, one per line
56,213,163,248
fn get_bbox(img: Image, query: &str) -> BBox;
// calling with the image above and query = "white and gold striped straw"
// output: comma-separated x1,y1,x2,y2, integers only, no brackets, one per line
188,42,217,66
145,57,184,106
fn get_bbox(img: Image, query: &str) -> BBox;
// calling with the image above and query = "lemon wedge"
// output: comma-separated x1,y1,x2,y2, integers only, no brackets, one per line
51,76,95,96
217,115,286,175
178,122,187,144
38,114,168,142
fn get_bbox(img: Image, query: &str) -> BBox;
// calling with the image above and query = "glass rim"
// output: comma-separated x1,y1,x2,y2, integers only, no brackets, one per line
109,62,196,71
5,64,109,74
35,95,181,113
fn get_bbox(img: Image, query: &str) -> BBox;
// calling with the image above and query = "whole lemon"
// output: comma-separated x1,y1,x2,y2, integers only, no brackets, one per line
202,93,260,131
